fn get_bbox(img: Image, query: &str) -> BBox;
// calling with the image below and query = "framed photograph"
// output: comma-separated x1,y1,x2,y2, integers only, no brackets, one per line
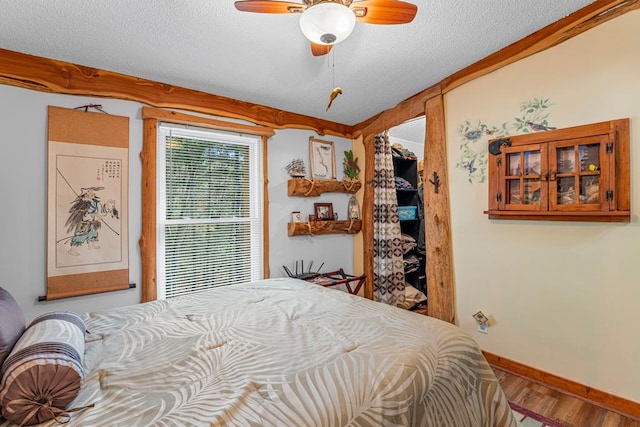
309,137,336,180
314,202,334,221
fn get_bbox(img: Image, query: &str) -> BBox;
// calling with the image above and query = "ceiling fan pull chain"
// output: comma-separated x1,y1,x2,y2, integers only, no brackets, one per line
332,49,335,89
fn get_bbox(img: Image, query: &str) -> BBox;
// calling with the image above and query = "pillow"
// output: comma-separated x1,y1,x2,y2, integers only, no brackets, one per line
0,311,86,426
0,287,26,366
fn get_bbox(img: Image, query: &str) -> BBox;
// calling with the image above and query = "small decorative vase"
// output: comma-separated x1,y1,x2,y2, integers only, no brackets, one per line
348,195,360,219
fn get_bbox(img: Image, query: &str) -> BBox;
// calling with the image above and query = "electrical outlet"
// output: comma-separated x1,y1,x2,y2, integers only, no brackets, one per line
477,323,489,334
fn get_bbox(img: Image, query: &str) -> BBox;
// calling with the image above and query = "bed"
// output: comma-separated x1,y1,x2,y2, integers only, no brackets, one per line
1,278,517,426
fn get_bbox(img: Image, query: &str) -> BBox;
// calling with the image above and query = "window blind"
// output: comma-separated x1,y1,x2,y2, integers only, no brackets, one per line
157,124,263,299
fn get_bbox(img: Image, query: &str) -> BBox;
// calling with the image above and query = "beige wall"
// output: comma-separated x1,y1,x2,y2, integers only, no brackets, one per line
445,10,640,402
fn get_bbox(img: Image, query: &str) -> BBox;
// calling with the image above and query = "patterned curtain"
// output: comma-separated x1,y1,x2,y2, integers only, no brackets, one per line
373,131,406,306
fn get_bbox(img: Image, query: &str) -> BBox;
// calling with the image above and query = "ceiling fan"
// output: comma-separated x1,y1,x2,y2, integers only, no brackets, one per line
234,0,418,56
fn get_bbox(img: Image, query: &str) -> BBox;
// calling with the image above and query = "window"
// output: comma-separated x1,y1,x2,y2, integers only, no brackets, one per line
156,124,263,298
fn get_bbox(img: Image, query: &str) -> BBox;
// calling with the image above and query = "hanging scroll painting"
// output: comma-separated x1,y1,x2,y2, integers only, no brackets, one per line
46,106,129,300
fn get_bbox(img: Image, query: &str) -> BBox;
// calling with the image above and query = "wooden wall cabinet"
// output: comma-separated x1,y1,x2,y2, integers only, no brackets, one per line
484,119,630,222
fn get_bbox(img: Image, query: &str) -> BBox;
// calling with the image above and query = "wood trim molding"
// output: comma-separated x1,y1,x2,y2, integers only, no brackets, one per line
262,135,270,279
484,351,640,420
352,0,638,135
142,107,275,137
140,118,272,302
0,2,633,140
140,118,158,303
362,133,375,301
0,47,354,138
439,0,639,94
355,84,441,138
424,95,455,323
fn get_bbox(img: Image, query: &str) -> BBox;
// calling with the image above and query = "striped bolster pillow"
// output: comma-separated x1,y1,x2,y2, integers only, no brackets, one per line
0,311,86,426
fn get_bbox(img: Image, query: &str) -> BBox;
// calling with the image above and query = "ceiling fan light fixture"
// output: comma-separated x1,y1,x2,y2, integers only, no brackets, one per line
299,2,356,45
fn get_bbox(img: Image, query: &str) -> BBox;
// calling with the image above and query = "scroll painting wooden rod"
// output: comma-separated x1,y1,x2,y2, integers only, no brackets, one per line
73,104,109,114
37,283,137,302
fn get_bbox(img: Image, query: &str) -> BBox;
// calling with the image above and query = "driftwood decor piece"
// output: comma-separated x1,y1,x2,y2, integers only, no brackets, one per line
0,48,354,138
287,178,361,197
288,220,362,236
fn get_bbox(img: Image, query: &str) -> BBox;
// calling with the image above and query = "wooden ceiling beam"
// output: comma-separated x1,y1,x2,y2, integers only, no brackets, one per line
352,0,639,134
354,84,441,139
0,0,636,139
441,0,640,94
0,47,356,138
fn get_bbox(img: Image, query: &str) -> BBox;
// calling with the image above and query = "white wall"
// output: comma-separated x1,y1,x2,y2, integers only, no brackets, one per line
0,84,354,321
267,129,354,278
0,87,143,321
445,10,640,402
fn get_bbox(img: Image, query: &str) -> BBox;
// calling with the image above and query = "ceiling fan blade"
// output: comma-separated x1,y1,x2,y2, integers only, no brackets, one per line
351,0,417,25
234,1,305,14
311,43,332,56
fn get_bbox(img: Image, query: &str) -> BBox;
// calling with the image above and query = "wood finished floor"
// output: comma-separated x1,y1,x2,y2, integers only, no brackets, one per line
492,366,640,427
410,307,638,425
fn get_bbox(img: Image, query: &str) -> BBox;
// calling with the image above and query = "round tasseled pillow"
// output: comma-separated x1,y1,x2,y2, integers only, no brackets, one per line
0,311,86,426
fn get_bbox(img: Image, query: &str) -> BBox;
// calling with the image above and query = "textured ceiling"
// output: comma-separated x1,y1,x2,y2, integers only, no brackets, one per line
0,0,595,125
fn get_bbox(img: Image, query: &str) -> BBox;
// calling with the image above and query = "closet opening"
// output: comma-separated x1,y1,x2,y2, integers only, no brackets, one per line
388,117,427,313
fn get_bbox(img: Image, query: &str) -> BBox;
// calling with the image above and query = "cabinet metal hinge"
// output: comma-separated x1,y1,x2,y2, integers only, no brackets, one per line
606,190,614,201
496,193,502,203
606,142,614,153
496,156,502,167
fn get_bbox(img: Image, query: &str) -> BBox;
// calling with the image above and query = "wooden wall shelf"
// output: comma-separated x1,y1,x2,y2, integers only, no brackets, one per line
288,220,362,236
287,179,361,197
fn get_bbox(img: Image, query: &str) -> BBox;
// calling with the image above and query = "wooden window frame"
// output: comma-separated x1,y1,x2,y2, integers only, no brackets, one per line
140,107,274,302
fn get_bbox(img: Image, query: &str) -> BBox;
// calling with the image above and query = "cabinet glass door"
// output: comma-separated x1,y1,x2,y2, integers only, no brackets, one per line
549,136,608,211
500,144,547,211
